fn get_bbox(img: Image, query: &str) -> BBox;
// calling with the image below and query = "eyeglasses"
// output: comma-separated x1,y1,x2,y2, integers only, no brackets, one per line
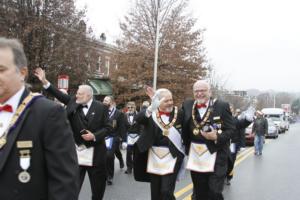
127,107,134,109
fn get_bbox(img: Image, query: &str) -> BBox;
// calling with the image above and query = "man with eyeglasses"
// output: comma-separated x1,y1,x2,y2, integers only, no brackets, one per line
182,80,235,200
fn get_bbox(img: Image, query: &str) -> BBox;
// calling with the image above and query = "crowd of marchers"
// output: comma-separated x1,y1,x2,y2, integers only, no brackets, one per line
1,37,275,200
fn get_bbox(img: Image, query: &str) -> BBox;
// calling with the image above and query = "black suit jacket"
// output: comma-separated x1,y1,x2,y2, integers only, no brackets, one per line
0,89,79,200
232,116,252,143
107,108,126,141
133,108,184,182
125,111,142,135
45,84,112,166
182,99,235,175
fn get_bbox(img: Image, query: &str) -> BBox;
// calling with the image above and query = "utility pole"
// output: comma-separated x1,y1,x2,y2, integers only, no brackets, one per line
153,0,160,90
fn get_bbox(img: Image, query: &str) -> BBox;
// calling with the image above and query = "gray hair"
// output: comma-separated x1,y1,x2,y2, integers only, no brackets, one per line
105,95,115,103
156,88,172,99
78,85,93,96
0,37,27,69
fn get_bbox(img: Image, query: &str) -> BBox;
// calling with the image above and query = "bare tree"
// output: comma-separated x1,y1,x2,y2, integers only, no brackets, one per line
111,0,207,105
0,0,96,92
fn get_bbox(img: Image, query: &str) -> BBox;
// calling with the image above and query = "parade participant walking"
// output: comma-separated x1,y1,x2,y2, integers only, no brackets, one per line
252,111,268,155
134,87,185,200
226,106,253,185
123,101,142,174
182,80,235,200
0,37,79,200
35,68,111,200
103,95,126,185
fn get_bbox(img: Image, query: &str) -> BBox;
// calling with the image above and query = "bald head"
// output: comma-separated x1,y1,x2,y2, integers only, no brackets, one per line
193,80,211,104
193,80,211,91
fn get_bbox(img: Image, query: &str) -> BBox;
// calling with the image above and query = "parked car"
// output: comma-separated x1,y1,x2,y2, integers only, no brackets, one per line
265,118,279,138
245,123,254,146
262,108,289,133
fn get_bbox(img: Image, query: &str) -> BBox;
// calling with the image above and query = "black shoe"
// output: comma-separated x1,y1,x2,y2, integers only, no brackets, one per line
125,169,132,174
226,178,231,185
120,161,125,169
107,179,113,185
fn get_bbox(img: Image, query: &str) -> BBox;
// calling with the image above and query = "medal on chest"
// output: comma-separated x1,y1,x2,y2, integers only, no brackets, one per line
192,100,213,135
156,107,178,136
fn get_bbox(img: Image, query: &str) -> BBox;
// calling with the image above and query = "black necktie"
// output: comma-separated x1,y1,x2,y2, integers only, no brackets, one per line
79,105,88,109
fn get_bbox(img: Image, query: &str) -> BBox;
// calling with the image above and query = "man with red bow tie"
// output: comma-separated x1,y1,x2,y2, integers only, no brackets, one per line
182,80,235,200
134,87,185,200
0,37,79,199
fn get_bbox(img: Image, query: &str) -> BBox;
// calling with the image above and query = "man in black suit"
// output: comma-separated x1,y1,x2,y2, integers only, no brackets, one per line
123,101,142,174
103,95,126,185
35,68,112,200
182,80,235,200
0,37,79,199
226,106,253,185
134,87,185,200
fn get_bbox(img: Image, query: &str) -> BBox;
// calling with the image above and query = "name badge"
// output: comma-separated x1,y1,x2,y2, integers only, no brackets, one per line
17,141,33,149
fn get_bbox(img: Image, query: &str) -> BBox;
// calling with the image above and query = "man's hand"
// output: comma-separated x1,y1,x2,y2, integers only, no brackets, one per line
34,67,49,85
144,85,155,99
122,142,127,150
147,92,165,112
81,130,95,141
201,129,218,141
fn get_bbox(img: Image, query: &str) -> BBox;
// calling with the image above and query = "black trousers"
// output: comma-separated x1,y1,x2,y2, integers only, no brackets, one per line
126,145,134,170
106,138,118,179
79,165,106,200
150,154,183,200
191,171,225,200
114,138,124,166
227,152,237,180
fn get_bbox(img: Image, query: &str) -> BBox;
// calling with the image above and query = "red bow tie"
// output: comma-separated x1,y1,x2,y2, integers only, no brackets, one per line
159,111,171,117
196,103,207,109
0,104,13,113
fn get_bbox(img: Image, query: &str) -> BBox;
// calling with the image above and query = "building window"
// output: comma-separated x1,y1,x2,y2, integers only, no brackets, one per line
105,57,110,76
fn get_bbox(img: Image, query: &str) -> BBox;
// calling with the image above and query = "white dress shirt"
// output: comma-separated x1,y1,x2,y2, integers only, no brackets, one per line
0,86,25,137
197,101,209,119
82,99,93,115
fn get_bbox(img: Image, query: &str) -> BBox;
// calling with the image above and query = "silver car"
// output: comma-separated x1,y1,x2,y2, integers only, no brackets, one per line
266,118,279,138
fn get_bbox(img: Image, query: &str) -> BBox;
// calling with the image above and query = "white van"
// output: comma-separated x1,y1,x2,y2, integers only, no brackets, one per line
261,108,289,133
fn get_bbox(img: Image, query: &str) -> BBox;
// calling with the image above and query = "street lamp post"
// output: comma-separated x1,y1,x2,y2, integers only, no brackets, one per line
153,0,160,90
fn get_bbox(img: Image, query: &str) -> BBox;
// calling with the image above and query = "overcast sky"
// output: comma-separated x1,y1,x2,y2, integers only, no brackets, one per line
76,0,300,92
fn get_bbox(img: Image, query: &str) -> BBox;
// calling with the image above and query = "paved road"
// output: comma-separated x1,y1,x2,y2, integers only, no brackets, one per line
79,123,300,200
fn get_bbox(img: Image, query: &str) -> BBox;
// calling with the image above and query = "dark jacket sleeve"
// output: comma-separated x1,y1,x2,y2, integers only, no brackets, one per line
215,102,236,148
45,84,71,105
264,118,268,135
181,100,191,151
252,120,257,134
42,104,79,200
236,118,252,130
117,112,127,141
94,104,113,141
135,109,150,125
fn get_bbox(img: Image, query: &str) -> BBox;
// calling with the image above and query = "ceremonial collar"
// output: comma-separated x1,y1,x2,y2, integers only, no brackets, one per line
155,106,178,136
191,98,216,135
